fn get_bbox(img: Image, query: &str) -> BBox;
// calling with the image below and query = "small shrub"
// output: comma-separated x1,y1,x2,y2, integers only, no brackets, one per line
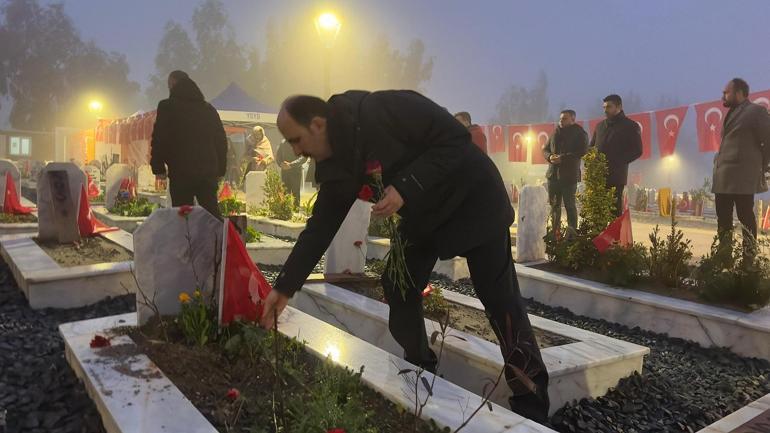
109,197,158,217
177,290,213,346
648,222,693,287
597,243,648,287
423,285,448,316
219,197,246,216
257,170,297,221
245,226,261,243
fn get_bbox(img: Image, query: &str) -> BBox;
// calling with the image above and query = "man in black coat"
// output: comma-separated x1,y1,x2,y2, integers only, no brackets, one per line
150,70,227,219
260,91,550,422
543,109,588,232
590,94,643,216
276,138,307,207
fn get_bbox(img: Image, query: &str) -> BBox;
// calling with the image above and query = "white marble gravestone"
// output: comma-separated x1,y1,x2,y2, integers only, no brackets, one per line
105,163,132,210
244,171,267,209
133,207,223,324
83,165,101,185
324,200,373,274
137,164,155,192
516,185,548,263
37,162,85,242
0,159,21,207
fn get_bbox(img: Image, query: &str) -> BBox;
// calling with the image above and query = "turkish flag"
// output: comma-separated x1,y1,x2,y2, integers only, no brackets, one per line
589,118,604,136
77,185,118,237
592,209,633,253
488,125,505,153
86,173,100,199
750,89,770,113
530,123,554,165
626,112,652,160
218,220,273,325
3,172,34,215
507,125,529,162
654,106,688,158
218,182,234,201
695,100,728,152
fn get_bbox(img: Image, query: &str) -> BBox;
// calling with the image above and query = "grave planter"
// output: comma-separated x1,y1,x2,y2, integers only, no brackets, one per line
366,236,480,281
0,197,38,235
0,230,135,309
245,235,294,265
91,205,146,233
59,311,556,433
515,263,770,361
697,391,770,433
289,282,649,415
247,215,305,240
137,190,169,208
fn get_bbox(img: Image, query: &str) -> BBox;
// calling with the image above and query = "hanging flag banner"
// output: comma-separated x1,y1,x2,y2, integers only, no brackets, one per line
488,124,505,153
695,100,729,152
530,123,555,165
750,89,770,113
507,125,529,162
589,118,604,137
627,112,653,160
654,106,688,158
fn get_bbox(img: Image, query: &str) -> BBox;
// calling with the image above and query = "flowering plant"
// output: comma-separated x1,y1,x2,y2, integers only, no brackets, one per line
358,160,413,300
178,289,212,346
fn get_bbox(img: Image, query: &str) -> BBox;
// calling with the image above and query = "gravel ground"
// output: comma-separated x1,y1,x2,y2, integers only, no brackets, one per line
0,262,134,433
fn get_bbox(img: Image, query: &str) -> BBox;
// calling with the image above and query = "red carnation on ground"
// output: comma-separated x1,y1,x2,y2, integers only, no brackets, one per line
357,185,374,202
354,240,363,248
89,335,111,348
365,160,382,175
226,388,240,401
178,205,193,217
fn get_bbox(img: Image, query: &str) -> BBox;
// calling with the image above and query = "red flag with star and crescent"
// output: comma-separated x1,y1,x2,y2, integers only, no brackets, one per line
626,113,653,160
507,125,529,162
530,123,554,165
654,106,688,158
488,125,505,153
750,89,770,113
695,100,728,152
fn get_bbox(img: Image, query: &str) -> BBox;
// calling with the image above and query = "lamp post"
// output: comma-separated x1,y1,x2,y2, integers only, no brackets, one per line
315,12,341,98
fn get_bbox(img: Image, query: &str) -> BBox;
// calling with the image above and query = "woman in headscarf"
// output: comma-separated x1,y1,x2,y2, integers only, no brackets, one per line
241,126,274,183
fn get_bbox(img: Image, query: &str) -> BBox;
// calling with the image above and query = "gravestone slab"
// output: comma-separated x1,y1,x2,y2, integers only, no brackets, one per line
516,185,548,263
133,207,223,324
324,200,372,274
0,159,21,207
105,163,132,210
84,165,101,185
137,164,155,192
244,171,267,209
37,163,85,242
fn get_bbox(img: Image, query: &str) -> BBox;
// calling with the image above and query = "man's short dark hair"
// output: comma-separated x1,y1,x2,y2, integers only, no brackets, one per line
731,78,750,96
169,70,190,81
560,109,577,118
282,95,330,127
603,94,623,106
454,111,472,124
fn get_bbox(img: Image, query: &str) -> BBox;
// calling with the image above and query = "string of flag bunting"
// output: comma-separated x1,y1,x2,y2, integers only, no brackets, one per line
482,89,770,163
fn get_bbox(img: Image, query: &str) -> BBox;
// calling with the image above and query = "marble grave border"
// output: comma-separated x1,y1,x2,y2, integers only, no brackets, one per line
0,197,39,235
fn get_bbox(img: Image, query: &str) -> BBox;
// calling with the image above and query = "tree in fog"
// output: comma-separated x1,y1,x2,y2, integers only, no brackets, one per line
146,21,199,104
492,70,550,124
0,0,138,130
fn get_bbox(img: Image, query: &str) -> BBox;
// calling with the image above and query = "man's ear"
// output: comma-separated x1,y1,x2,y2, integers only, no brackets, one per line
310,116,327,134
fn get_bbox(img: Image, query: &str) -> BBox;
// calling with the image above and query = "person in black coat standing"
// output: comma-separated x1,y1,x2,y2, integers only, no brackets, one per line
276,138,307,207
260,91,550,422
543,109,588,232
590,94,643,216
150,70,227,219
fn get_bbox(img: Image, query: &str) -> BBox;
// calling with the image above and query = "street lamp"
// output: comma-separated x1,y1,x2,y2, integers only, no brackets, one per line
663,154,679,187
88,100,103,114
315,12,341,97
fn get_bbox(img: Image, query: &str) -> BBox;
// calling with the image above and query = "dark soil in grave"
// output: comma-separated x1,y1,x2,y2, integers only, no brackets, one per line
34,236,133,268
0,260,135,433
333,279,576,348
530,261,757,313
0,213,37,224
129,320,445,433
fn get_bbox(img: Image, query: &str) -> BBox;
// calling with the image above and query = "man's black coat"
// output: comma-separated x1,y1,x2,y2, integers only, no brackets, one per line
543,123,588,183
590,111,643,187
273,90,513,297
150,78,227,180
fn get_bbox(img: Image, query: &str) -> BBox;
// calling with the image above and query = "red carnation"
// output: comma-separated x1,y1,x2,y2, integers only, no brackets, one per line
365,160,382,175
354,240,363,248
327,429,346,433
422,284,434,298
357,185,374,202
226,388,240,401
178,205,193,217
90,335,111,348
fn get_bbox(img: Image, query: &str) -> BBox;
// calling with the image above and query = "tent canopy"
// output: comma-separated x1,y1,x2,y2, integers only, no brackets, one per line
210,82,275,113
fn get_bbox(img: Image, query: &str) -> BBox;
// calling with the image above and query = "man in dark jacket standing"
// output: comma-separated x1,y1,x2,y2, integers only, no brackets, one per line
712,78,770,255
276,138,307,207
261,91,550,422
150,70,227,219
454,111,488,154
543,109,588,232
590,94,643,216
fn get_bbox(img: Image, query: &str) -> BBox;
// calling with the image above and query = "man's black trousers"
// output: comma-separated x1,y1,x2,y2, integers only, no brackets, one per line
169,176,222,219
382,227,550,422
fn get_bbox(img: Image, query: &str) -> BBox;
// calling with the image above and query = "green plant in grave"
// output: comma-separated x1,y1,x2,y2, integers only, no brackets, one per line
245,226,261,243
648,212,693,288
597,243,648,286
423,284,449,316
256,169,297,221
218,197,246,216
109,197,158,217
177,290,213,346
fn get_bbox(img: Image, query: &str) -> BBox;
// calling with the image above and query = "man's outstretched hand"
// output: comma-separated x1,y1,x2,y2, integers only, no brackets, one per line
372,185,404,218
260,290,290,329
